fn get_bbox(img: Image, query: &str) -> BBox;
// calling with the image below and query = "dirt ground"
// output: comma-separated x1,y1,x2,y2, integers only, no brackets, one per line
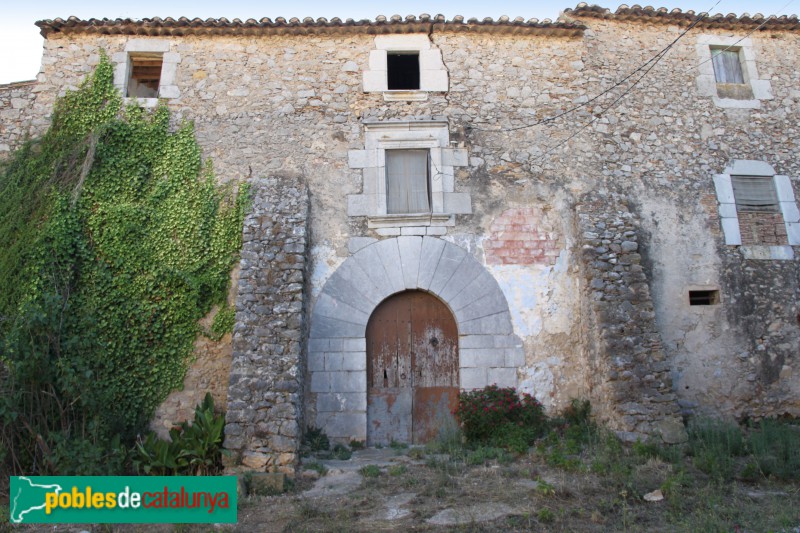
9,443,800,532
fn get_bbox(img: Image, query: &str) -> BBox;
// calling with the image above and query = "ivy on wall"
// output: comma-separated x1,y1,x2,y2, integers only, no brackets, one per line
0,53,248,474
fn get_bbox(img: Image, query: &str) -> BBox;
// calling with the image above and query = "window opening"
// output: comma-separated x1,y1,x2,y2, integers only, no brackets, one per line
386,150,430,214
710,47,753,100
731,176,779,213
711,48,744,84
127,54,163,98
689,290,720,306
387,53,420,90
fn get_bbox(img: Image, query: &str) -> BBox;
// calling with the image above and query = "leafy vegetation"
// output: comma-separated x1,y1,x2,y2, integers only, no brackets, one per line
0,53,247,476
207,305,236,341
455,384,548,452
330,443,353,460
301,426,330,456
132,393,227,475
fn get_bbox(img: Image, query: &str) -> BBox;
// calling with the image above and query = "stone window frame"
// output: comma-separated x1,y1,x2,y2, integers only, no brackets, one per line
362,34,449,102
713,160,800,259
695,35,772,109
347,119,471,236
112,39,180,107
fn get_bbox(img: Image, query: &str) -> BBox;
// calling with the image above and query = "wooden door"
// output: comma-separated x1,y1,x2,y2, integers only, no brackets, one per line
366,291,458,445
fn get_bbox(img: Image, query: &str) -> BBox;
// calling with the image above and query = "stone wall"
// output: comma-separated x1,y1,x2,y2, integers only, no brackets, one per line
149,306,234,438
716,249,800,418
3,10,800,452
0,81,37,156
577,194,686,443
224,177,310,474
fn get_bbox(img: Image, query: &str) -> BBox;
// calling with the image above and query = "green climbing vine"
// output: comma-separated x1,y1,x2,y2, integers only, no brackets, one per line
0,52,249,475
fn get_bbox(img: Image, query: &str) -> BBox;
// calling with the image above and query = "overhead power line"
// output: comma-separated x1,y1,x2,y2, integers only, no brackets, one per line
471,0,723,134
528,0,795,164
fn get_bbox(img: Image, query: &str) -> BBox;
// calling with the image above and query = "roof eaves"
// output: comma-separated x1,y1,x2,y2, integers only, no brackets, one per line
564,2,800,31
35,14,586,39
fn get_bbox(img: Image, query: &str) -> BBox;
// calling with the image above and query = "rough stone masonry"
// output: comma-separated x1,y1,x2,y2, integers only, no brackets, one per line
224,177,310,475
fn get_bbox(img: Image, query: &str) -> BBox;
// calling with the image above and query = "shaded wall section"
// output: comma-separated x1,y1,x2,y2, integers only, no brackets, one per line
577,194,686,443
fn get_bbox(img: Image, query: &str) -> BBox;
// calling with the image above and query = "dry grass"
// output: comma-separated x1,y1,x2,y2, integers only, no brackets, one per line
231,438,799,533
8,420,800,532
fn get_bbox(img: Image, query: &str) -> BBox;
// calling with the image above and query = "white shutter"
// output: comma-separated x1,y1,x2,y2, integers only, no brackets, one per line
386,150,430,214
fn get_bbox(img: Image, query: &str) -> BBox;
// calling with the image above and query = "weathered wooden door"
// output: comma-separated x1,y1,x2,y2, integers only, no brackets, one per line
366,291,459,445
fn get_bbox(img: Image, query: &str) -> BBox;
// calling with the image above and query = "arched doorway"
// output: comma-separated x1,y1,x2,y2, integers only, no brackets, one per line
308,236,522,443
366,290,459,445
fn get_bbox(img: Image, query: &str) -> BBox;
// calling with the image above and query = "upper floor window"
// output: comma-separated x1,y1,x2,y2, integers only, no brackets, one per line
127,53,163,98
731,175,779,213
711,48,744,83
710,47,753,100
712,160,800,256
112,39,180,106
346,120,471,235
362,35,448,101
387,53,420,91
386,149,430,214
695,35,772,109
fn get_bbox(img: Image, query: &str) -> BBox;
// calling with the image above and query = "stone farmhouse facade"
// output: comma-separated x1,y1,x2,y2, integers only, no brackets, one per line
2,3,799,473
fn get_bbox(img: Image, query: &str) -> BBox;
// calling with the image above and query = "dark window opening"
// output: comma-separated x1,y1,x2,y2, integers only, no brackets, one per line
387,53,420,90
689,290,720,306
127,54,163,98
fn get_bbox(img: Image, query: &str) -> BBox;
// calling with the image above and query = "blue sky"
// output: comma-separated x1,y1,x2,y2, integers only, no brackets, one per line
0,0,796,83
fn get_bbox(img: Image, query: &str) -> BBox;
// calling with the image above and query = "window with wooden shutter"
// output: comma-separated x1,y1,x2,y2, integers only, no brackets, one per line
711,48,745,84
731,175,779,213
386,150,430,214
710,47,754,100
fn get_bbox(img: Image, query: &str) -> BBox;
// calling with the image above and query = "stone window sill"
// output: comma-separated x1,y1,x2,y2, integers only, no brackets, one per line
368,213,454,229
125,97,161,108
712,96,761,109
383,91,429,102
738,245,794,260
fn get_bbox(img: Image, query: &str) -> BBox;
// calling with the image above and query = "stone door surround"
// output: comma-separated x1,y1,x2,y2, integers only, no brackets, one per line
308,236,524,441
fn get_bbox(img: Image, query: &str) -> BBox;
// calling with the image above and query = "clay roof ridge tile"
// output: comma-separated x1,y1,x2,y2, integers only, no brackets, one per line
34,13,589,37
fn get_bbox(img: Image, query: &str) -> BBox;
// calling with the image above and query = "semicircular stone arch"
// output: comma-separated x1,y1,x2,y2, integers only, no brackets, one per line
308,236,524,442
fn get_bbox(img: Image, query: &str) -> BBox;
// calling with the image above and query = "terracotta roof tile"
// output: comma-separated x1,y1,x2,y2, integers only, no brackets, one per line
565,3,800,31
35,14,585,38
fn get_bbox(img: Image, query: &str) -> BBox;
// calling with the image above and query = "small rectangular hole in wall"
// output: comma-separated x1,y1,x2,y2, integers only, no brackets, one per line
127,54,163,98
387,53,420,90
689,290,720,306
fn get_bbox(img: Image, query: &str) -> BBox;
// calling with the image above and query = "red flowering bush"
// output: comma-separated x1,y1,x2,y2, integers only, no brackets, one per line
455,385,548,451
